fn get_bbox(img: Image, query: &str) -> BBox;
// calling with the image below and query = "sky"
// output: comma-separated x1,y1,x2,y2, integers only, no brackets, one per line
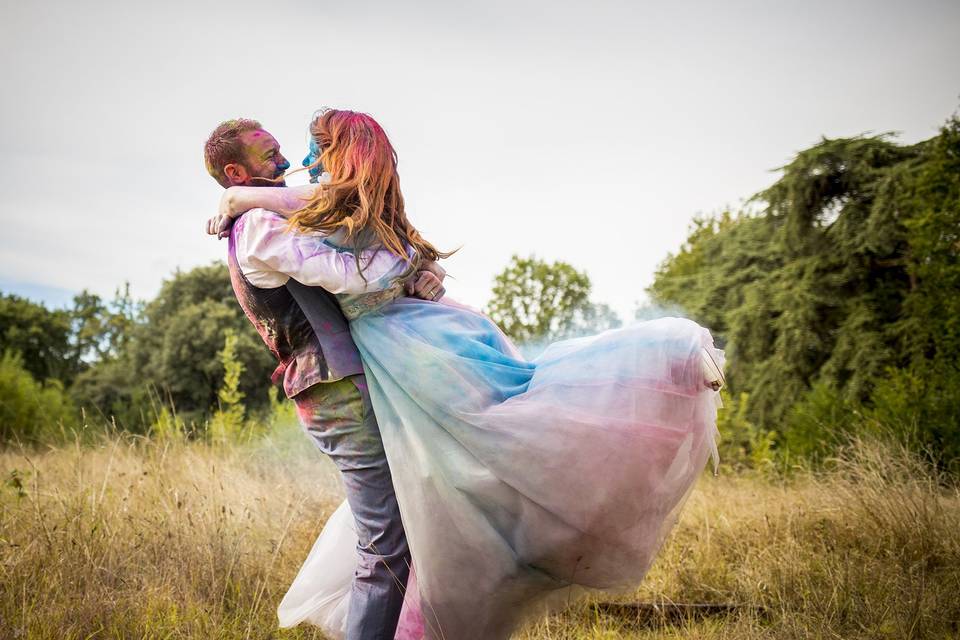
1,0,958,319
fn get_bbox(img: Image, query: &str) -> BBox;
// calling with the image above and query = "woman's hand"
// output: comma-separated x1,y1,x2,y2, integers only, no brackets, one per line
206,213,234,239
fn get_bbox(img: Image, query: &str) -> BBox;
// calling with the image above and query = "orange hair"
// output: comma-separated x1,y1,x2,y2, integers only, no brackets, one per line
290,109,451,270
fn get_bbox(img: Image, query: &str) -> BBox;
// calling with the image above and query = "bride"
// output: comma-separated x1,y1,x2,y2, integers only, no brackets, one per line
208,108,724,640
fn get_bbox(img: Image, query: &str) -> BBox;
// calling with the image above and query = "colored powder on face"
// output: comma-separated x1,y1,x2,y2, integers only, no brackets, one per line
303,138,323,183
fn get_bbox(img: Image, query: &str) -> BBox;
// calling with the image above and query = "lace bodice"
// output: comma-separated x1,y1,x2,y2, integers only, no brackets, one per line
338,284,406,320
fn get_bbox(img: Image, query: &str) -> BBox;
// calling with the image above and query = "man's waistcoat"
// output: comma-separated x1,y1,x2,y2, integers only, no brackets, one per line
226,219,364,398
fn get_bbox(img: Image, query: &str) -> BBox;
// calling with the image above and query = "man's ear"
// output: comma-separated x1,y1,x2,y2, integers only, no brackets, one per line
223,163,250,186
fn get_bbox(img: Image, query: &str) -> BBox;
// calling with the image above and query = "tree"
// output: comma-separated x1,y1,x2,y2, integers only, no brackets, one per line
486,255,621,344
70,284,139,365
649,113,960,462
73,263,275,428
0,294,75,383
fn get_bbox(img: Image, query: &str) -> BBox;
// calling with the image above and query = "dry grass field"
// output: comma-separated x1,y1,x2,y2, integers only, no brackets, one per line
1,422,958,639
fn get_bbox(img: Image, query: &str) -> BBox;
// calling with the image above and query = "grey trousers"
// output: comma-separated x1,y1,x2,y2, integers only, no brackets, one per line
294,374,410,640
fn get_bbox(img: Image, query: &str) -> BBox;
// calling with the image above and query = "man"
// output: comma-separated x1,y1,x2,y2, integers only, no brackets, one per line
203,118,442,640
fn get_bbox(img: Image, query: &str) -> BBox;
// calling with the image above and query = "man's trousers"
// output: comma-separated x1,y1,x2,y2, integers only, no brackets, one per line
293,374,410,640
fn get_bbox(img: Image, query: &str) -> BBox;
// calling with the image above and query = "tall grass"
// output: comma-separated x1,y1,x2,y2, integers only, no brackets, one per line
519,439,960,639
2,431,958,639
0,422,341,639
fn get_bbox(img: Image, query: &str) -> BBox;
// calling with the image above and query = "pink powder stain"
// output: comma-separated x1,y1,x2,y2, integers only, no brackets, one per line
394,563,426,639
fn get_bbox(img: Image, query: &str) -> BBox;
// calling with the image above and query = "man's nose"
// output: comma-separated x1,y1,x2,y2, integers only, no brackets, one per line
278,156,291,171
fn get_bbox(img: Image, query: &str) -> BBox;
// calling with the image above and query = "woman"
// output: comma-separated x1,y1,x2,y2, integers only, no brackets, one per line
209,109,724,640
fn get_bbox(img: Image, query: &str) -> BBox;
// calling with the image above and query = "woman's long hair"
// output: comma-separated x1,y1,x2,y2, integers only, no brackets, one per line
291,109,451,272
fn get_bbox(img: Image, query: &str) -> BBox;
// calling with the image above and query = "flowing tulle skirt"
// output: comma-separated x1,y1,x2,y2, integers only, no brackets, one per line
279,297,722,639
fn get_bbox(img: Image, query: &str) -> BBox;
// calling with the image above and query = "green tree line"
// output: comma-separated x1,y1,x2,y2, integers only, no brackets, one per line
0,254,617,441
0,266,276,440
2,112,956,469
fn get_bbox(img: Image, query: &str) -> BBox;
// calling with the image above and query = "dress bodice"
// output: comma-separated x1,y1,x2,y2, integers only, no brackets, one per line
321,231,411,320
338,285,407,320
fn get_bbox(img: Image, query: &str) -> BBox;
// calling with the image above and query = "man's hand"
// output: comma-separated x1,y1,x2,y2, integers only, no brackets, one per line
420,260,446,281
405,261,447,301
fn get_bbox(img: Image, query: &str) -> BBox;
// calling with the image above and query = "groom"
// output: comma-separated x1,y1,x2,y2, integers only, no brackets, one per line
203,118,440,639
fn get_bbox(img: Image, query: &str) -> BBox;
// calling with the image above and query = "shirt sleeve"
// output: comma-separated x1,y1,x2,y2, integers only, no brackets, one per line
236,209,407,294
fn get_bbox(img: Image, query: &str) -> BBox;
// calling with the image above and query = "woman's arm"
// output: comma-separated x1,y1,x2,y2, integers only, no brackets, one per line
222,184,319,218
208,184,319,238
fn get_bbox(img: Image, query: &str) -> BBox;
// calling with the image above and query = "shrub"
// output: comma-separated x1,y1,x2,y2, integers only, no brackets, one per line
866,363,960,471
782,381,860,464
0,351,76,443
716,390,777,474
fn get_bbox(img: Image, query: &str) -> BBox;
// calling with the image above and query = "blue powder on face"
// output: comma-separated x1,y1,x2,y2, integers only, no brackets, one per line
303,138,323,183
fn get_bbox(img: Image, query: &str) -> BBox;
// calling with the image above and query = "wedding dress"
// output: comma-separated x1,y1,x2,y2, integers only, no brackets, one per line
278,240,723,640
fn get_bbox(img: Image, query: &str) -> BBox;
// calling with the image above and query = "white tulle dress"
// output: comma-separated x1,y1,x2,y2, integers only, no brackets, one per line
277,248,723,640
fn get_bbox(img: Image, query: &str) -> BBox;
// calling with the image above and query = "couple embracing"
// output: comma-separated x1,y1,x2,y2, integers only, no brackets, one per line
202,109,724,640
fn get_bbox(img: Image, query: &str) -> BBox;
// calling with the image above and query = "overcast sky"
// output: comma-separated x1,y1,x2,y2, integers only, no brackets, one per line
1,0,957,318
